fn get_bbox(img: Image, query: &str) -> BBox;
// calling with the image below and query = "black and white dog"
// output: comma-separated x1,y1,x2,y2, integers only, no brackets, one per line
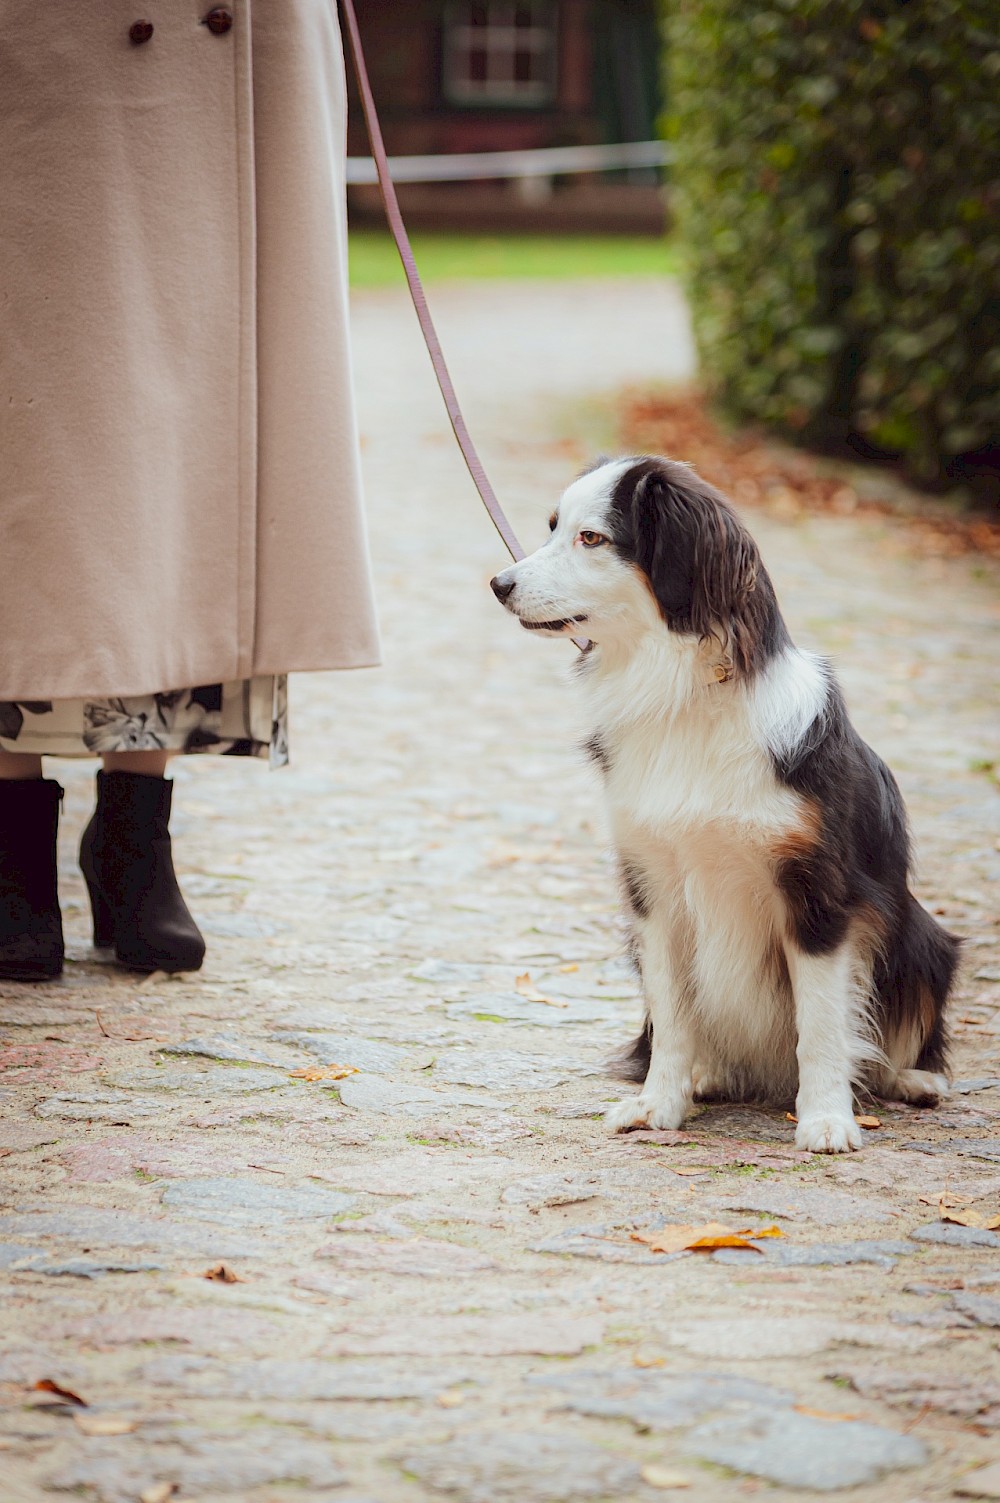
491,456,957,1153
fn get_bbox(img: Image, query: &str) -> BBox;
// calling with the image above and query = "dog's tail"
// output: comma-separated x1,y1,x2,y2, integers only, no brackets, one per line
609,1016,652,1082
877,896,959,1075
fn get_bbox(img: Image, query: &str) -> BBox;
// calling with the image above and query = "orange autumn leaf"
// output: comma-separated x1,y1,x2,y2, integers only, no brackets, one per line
631,1221,785,1255
855,1115,882,1129
514,972,568,1008
288,1064,359,1082
34,1378,87,1407
202,1262,247,1283
785,1112,798,1123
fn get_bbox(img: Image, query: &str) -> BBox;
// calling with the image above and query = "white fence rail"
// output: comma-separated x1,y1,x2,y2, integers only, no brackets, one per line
345,139,672,186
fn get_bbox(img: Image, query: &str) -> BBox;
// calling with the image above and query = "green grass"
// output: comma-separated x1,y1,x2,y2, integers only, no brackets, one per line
349,230,680,288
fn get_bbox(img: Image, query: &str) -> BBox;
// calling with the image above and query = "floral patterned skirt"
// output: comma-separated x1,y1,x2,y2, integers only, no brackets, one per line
0,677,288,769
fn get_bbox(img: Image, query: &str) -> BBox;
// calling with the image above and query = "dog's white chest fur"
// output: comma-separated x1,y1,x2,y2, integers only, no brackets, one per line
593,682,804,1091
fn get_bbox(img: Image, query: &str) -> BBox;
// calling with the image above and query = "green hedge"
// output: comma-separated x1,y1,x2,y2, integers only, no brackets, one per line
664,0,1000,484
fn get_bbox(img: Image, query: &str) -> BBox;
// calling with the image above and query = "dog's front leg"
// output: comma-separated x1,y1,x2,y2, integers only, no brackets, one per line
788,942,864,1153
606,923,696,1133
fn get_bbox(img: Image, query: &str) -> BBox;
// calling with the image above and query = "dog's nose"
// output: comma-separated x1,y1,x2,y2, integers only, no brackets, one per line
490,572,516,603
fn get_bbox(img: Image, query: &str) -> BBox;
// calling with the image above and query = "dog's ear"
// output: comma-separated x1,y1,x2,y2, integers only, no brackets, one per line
626,463,779,676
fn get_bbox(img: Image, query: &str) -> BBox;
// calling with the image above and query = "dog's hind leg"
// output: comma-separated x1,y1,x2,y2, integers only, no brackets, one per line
606,920,698,1133
787,940,867,1153
874,898,956,1108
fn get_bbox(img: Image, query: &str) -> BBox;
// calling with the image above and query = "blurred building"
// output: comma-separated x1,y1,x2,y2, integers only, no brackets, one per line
346,0,665,233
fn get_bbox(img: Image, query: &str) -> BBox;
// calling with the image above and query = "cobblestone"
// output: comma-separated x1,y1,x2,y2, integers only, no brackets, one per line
1,279,998,1499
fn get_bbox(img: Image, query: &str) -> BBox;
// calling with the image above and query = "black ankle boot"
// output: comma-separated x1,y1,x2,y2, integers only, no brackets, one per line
79,771,205,973
0,779,65,981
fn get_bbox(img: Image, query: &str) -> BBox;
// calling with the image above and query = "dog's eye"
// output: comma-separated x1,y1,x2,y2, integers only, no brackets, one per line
578,530,607,548
548,513,558,533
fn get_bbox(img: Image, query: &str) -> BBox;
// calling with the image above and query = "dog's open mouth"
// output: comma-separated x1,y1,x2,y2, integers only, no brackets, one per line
519,615,587,632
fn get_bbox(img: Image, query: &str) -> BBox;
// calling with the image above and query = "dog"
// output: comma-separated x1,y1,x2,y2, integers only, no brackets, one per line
490,455,958,1153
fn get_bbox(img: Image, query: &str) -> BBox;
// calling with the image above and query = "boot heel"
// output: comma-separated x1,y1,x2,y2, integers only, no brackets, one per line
85,875,115,949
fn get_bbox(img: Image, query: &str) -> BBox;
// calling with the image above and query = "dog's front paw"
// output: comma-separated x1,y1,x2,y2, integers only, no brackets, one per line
795,1113,863,1154
605,1094,690,1134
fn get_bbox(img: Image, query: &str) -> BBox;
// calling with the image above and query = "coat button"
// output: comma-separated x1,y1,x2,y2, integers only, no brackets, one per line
203,7,233,33
128,20,154,44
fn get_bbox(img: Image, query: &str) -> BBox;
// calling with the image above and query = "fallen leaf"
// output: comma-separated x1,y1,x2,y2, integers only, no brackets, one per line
855,1115,882,1129
793,1405,862,1422
94,1009,161,1042
558,963,579,973
202,1262,247,1283
34,1378,87,1408
288,1064,359,1082
785,1112,798,1123
436,1389,465,1409
955,1460,1000,1499
641,1465,692,1489
918,1191,967,1208
940,1208,1000,1230
514,972,568,1008
74,1413,137,1436
669,1166,711,1177
633,1350,667,1368
630,1221,783,1255
140,1485,179,1503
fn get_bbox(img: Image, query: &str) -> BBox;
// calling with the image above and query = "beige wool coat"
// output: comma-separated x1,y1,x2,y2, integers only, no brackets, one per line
0,0,380,702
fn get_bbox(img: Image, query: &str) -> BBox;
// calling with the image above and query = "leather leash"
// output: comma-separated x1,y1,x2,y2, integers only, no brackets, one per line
339,0,591,652
338,0,525,563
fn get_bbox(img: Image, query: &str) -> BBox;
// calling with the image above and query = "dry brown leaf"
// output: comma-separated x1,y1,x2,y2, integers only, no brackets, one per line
288,1064,359,1082
73,1413,137,1437
641,1465,692,1489
940,1208,1000,1230
514,972,568,1009
670,1166,711,1177
919,1191,967,1208
793,1405,862,1422
202,1262,247,1283
34,1378,87,1407
785,1111,798,1123
855,1115,882,1129
94,1009,161,1042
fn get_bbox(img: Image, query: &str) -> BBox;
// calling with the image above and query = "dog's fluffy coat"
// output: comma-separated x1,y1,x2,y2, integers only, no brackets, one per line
491,456,957,1152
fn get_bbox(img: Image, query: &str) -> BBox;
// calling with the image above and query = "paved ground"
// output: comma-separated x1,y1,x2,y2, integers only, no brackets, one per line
2,279,999,1503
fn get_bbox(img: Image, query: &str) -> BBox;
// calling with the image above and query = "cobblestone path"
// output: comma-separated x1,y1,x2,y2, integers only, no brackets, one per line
2,280,999,1502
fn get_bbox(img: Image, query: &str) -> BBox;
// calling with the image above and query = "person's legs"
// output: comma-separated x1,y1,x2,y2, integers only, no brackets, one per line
81,754,204,973
0,756,64,979
102,750,171,778
0,750,43,779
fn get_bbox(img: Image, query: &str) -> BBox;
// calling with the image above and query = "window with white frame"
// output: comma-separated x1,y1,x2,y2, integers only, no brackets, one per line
442,1,557,108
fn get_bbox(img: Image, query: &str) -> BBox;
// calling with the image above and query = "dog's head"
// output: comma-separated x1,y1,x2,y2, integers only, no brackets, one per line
491,455,786,676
